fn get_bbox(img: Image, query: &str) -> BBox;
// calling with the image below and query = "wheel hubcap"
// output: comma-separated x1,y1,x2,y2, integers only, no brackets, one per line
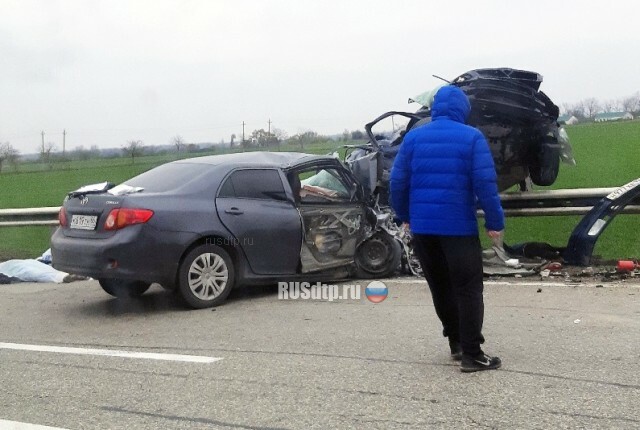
188,253,229,300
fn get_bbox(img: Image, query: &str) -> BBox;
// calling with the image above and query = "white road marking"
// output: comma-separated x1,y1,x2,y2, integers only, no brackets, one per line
0,342,222,363
386,278,640,288
0,420,70,430
485,281,570,288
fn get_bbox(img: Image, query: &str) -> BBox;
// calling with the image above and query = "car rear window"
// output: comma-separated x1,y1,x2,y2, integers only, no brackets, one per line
124,163,210,192
218,169,286,201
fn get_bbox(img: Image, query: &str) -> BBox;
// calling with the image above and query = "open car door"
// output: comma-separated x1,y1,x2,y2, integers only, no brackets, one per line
286,162,366,273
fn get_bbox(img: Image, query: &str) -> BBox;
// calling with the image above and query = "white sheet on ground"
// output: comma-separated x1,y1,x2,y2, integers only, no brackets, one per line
0,259,68,283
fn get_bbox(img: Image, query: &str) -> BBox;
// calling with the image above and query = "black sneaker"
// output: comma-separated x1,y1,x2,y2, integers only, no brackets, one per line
460,352,501,372
449,339,463,361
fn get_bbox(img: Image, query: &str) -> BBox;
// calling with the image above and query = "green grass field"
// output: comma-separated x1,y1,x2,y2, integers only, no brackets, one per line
1,122,639,261
498,120,640,261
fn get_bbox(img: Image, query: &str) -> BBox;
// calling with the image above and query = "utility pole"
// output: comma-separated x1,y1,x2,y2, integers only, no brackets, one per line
242,121,245,143
62,129,66,156
41,130,45,155
268,119,271,137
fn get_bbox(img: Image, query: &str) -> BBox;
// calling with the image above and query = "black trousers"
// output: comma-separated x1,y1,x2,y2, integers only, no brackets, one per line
412,234,485,355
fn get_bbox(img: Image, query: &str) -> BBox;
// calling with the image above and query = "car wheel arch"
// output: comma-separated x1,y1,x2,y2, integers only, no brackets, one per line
175,235,243,286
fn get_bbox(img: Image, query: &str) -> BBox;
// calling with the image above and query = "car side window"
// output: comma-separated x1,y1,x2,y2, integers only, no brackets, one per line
218,169,287,201
291,167,354,203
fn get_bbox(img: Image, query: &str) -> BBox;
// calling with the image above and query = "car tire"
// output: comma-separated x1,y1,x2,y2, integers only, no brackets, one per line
529,142,560,186
177,244,235,309
355,232,402,279
98,279,151,298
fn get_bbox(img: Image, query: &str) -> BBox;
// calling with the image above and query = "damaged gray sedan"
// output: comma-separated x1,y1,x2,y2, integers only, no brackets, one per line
51,152,401,308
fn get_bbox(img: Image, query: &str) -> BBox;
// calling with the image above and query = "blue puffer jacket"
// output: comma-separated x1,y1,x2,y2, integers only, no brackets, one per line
390,85,504,235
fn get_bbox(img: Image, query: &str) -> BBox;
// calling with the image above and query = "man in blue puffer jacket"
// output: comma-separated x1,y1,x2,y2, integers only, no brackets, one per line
390,85,505,372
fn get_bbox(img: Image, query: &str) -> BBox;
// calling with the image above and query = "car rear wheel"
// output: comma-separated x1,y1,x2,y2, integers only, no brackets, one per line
98,279,151,298
355,232,402,279
177,244,235,309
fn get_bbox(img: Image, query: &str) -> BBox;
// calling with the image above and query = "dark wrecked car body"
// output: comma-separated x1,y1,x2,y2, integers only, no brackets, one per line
350,68,575,200
51,152,401,308
342,68,576,275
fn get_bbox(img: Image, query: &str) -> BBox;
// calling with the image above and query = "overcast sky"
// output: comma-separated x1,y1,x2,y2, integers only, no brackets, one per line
1,0,639,153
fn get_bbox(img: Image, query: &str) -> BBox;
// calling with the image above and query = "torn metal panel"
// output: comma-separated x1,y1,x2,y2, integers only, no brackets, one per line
564,178,640,266
299,206,364,273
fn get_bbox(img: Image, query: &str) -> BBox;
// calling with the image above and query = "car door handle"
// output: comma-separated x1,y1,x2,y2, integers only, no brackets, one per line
225,207,244,215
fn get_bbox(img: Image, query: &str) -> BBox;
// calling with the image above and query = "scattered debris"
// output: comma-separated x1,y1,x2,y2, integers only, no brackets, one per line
546,261,563,272
617,260,639,272
580,267,595,277
574,319,581,324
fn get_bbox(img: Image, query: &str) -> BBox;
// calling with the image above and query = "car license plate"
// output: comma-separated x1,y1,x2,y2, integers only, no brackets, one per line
70,214,98,230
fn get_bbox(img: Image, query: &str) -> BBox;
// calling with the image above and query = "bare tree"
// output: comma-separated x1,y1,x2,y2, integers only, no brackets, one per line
122,140,144,163
39,141,57,164
351,130,365,140
289,130,319,149
272,128,288,143
72,145,91,161
583,98,600,119
0,142,19,173
230,134,236,147
621,92,640,113
172,135,185,153
251,129,270,146
562,102,585,119
289,134,304,149
342,129,350,142
602,99,620,113
89,145,101,158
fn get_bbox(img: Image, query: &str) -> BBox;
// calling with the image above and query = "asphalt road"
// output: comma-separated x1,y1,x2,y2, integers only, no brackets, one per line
1,276,639,429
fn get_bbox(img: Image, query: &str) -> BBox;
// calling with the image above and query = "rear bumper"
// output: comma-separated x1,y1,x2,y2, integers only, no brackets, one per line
51,225,194,286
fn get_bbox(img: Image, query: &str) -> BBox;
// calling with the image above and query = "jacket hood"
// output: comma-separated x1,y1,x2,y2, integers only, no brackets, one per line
431,85,471,123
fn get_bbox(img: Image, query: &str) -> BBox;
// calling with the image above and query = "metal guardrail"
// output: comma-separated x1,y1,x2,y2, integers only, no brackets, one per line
0,207,60,227
497,187,640,217
1,187,639,227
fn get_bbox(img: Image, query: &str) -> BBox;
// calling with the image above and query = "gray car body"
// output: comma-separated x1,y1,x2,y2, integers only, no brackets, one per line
51,152,367,289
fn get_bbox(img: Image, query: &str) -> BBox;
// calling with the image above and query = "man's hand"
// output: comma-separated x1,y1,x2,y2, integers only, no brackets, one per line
487,230,504,248
486,230,503,239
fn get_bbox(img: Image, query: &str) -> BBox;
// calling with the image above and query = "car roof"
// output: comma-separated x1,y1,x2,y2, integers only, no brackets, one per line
172,151,335,170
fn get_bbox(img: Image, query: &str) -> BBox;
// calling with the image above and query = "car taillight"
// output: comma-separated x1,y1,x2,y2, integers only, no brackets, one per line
104,208,154,231
59,207,68,227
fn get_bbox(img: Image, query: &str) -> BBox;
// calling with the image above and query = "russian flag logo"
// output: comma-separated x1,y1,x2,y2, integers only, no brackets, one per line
365,281,388,303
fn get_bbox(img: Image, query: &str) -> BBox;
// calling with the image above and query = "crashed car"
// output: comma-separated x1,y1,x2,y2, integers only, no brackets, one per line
344,68,576,274
352,68,575,198
51,152,401,308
